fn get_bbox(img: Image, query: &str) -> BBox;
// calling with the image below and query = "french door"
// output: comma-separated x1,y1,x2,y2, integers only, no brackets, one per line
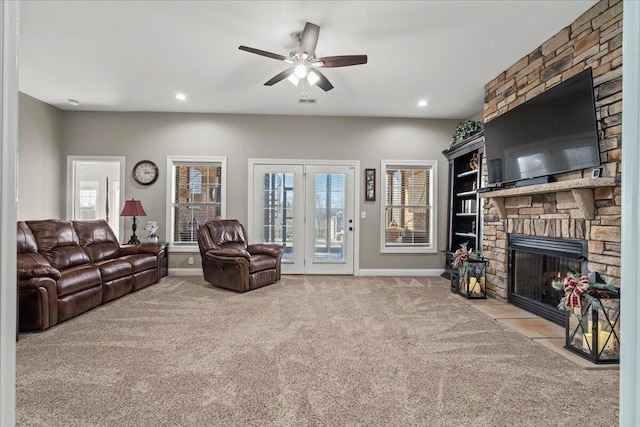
250,161,356,275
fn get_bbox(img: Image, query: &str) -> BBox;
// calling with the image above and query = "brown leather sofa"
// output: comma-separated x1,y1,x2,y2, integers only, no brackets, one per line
197,219,283,292
17,219,163,331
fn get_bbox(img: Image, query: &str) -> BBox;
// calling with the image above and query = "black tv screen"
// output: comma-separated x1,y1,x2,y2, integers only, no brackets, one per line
484,68,600,186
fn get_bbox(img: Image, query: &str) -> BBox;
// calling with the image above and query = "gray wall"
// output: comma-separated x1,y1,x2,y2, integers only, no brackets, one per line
466,110,484,122
59,111,458,271
18,93,64,220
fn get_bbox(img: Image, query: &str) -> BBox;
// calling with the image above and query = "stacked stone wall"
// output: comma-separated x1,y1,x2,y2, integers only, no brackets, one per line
482,0,622,300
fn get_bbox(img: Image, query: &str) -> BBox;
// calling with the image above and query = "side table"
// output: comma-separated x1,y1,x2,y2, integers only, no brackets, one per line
159,243,168,277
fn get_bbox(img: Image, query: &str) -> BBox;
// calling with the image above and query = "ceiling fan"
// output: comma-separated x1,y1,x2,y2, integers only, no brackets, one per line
239,22,367,92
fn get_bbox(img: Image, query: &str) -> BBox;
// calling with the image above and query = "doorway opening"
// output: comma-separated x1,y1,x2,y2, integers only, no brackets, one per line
67,156,125,241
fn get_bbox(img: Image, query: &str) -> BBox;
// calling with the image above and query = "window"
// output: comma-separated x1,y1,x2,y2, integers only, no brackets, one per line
78,181,98,220
167,156,227,251
380,160,437,253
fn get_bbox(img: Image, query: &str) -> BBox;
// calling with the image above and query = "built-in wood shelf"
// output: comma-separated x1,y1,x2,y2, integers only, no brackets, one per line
478,177,616,220
457,169,478,179
455,232,477,238
456,190,477,197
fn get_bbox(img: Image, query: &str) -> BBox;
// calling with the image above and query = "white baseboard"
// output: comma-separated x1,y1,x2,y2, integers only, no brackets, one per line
168,268,203,276
357,269,445,276
168,268,445,277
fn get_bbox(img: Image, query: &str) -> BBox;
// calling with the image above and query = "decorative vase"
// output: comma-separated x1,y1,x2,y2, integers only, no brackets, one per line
149,236,159,243
469,153,479,170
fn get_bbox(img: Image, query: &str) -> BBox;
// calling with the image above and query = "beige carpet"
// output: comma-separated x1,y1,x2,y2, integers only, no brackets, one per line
16,275,619,426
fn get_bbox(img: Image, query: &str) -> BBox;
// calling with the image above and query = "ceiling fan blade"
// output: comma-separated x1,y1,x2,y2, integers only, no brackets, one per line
309,69,334,92
239,45,288,61
264,68,295,86
315,55,368,68
297,22,320,57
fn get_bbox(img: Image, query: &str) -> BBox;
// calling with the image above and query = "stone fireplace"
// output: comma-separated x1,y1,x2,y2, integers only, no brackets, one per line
508,234,587,325
480,0,622,313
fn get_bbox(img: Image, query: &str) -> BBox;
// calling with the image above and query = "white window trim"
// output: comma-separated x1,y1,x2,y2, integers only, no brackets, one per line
379,159,437,254
166,156,227,253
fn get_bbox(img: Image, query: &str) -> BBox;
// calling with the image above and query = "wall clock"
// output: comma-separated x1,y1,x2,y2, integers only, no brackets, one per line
132,160,159,186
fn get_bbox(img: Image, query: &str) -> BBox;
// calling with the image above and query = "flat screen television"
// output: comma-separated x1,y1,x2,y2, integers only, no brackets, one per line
484,68,600,186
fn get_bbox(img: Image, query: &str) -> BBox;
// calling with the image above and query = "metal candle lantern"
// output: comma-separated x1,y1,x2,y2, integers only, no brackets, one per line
565,291,620,363
457,258,487,299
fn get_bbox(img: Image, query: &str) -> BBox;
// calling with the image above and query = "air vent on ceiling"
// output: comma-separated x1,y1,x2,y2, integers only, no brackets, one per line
299,98,317,104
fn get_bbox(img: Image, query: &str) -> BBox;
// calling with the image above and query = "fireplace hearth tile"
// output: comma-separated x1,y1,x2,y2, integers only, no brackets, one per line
497,317,564,338
452,294,620,369
451,285,619,368
470,303,539,319
450,294,501,305
534,338,620,371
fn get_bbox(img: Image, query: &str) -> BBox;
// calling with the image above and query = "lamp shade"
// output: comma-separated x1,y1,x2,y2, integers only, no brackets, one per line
120,199,147,217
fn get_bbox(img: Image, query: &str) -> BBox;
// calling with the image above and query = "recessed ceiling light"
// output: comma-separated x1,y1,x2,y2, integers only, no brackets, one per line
68,98,80,106
418,100,428,107
176,93,187,101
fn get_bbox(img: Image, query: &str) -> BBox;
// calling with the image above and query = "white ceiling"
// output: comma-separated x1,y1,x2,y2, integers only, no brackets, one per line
19,0,598,119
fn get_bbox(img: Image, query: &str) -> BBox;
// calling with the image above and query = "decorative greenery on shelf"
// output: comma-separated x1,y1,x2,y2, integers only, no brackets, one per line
552,271,619,315
451,120,483,146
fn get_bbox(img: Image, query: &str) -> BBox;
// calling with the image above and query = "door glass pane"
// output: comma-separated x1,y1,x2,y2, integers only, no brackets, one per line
261,173,294,263
314,173,345,262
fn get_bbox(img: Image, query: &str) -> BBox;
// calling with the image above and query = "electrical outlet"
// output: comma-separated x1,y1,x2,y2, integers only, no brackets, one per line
188,256,194,265
361,211,366,219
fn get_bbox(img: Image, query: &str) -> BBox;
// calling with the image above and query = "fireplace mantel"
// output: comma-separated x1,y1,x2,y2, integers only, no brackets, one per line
478,177,616,220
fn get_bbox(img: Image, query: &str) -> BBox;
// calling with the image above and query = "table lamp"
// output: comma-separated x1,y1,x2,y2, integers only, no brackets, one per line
120,198,147,244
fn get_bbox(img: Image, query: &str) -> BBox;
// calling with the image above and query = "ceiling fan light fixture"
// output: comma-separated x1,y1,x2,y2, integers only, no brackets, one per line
294,63,308,79
307,70,320,86
287,74,301,86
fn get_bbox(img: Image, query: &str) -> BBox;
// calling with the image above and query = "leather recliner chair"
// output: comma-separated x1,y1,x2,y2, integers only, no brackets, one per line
197,219,284,292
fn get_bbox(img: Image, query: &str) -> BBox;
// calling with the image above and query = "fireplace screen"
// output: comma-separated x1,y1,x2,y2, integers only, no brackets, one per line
509,235,587,325
512,251,579,309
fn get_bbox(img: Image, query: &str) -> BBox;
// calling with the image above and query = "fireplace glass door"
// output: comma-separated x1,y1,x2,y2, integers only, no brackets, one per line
509,235,587,325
